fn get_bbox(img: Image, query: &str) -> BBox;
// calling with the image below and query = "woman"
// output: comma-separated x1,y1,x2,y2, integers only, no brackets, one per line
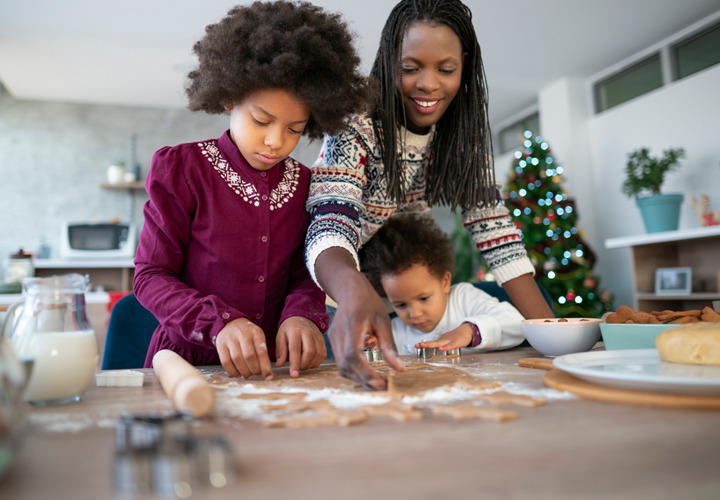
305,0,553,389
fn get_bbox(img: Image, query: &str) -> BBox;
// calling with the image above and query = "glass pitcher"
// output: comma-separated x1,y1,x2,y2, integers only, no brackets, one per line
4,273,98,405
0,320,27,478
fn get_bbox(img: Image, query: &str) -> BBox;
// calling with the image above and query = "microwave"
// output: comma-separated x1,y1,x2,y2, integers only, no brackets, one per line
60,222,137,259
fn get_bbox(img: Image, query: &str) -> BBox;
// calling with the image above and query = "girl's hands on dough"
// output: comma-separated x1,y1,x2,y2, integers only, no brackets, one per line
216,317,274,380
416,323,474,351
276,316,327,378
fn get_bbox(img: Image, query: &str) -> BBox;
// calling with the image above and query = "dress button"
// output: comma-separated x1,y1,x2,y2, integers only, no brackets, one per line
261,194,268,201
260,172,267,177
255,313,262,320
258,276,265,283
221,312,230,320
261,236,268,243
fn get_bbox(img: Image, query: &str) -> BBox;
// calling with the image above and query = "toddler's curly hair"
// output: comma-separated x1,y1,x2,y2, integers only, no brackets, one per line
185,1,367,139
359,213,455,297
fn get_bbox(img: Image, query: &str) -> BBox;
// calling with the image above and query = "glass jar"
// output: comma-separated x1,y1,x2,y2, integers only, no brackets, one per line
5,273,98,405
4,249,34,284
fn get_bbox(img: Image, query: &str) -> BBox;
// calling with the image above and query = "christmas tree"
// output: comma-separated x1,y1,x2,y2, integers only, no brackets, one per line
451,130,613,318
504,130,612,317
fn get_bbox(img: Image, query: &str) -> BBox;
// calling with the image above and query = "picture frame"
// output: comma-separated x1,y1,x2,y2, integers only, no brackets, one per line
655,267,692,295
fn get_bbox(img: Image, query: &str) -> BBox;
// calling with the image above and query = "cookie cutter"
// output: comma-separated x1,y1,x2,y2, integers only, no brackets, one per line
363,349,383,362
416,347,461,359
113,412,236,498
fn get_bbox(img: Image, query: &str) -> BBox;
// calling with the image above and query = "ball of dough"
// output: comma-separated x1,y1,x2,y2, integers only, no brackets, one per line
655,322,720,366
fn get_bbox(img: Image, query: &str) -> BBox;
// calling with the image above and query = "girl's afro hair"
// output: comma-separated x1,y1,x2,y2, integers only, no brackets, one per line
186,1,368,139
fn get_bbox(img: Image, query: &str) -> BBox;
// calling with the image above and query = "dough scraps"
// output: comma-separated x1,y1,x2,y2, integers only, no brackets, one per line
236,391,307,400
264,409,367,428
473,391,546,407
359,401,423,422
210,361,538,427
432,402,517,422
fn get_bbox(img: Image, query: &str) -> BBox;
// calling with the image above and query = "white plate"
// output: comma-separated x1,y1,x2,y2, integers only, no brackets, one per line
553,349,720,395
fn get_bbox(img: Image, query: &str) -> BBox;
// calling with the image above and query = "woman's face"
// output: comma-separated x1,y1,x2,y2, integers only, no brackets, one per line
397,21,465,135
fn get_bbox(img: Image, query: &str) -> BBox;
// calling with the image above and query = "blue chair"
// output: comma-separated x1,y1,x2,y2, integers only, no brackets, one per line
101,293,159,370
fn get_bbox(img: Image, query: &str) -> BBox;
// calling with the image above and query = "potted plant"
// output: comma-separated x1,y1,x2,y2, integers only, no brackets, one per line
622,146,686,233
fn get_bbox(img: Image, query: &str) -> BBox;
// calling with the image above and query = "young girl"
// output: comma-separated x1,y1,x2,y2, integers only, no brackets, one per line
360,214,524,355
304,0,553,389
134,1,367,381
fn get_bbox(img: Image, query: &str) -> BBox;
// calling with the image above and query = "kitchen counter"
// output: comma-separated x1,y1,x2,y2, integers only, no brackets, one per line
3,346,719,499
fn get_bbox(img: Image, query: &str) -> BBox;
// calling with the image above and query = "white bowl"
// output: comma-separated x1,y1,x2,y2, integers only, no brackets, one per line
521,318,602,357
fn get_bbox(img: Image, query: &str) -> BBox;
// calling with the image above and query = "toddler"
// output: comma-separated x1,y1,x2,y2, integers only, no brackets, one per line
360,214,525,355
134,1,367,380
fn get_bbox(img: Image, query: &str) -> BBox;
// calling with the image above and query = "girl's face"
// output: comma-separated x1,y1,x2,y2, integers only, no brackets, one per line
226,89,310,171
397,21,465,135
381,264,451,333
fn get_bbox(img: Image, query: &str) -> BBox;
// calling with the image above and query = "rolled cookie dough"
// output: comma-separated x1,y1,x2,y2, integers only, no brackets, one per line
656,322,720,365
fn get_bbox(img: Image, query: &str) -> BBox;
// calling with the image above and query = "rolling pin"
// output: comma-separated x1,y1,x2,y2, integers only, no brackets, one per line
152,349,215,418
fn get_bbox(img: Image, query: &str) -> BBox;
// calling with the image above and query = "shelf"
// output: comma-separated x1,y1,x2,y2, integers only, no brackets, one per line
34,258,135,269
604,225,720,249
607,226,720,312
101,182,145,191
636,293,720,300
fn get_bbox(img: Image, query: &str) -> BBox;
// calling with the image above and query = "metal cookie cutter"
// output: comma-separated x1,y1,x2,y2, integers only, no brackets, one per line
416,347,435,359
363,349,383,362
416,347,461,359
113,412,236,498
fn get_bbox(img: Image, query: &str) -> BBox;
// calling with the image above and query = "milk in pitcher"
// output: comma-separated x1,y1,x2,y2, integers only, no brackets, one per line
13,329,98,404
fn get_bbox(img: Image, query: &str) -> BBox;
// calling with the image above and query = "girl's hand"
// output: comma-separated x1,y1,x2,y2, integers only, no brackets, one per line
416,323,474,351
216,318,274,380
276,316,327,378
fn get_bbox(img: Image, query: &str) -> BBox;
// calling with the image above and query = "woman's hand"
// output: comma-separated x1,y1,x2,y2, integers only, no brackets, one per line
216,317,274,380
315,248,404,390
275,316,327,378
416,323,474,351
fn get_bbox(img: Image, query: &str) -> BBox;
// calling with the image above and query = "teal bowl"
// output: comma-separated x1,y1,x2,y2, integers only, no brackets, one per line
600,323,681,350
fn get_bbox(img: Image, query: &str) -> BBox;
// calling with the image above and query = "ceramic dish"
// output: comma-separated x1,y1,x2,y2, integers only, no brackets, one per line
553,349,720,395
600,322,681,350
521,318,602,357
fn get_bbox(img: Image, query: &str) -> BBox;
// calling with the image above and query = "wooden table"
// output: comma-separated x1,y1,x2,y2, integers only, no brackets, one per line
3,347,720,499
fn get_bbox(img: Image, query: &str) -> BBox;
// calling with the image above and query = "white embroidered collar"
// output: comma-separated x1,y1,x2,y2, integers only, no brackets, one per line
198,140,300,211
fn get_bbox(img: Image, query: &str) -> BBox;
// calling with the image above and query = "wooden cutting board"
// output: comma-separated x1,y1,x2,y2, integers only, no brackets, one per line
544,368,720,410
518,357,720,409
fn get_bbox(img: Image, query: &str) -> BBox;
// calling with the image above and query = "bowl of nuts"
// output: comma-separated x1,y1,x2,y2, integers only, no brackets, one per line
521,318,602,357
600,305,720,350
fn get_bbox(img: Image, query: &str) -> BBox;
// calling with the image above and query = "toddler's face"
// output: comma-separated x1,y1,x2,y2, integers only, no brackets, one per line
226,89,310,171
381,264,451,333
396,21,465,135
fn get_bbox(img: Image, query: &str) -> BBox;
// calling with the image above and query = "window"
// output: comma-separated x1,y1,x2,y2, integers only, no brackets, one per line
498,112,540,155
594,54,663,113
673,22,720,80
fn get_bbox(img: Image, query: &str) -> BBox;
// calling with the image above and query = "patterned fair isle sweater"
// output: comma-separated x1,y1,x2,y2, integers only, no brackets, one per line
304,114,535,286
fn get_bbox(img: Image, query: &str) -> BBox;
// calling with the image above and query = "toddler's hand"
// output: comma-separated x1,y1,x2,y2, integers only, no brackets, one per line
415,323,474,351
216,318,274,380
276,316,327,378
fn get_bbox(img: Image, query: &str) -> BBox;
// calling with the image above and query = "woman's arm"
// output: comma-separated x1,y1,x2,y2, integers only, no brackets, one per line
502,273,554,319
314,247,404,390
